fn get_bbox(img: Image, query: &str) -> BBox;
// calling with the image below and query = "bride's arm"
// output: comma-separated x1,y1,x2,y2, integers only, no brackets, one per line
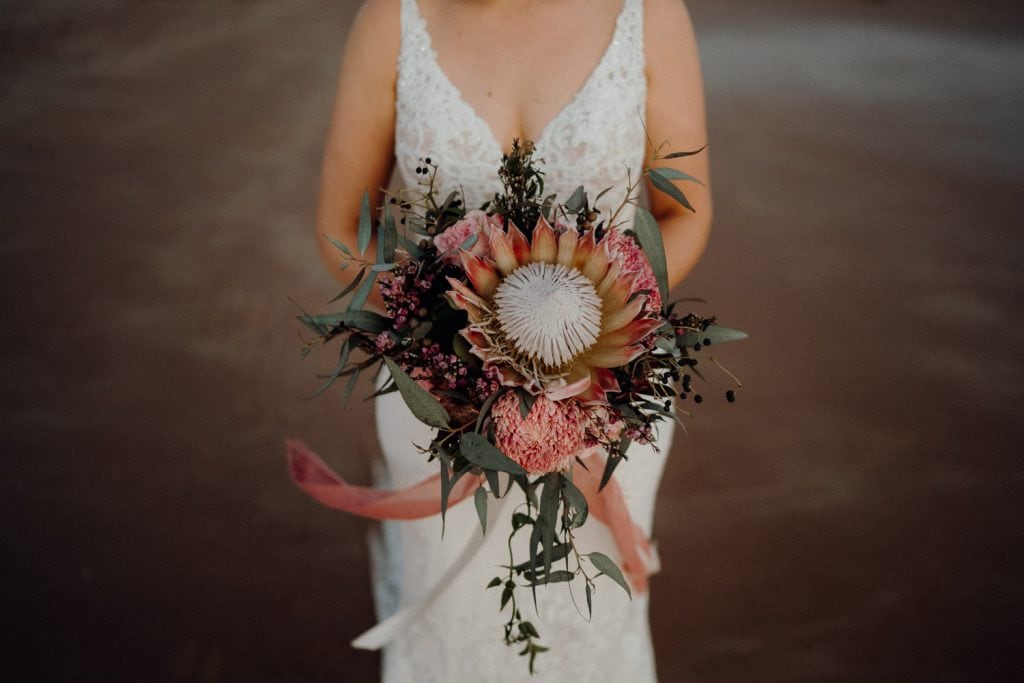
644,0,713,292
316,0,400,304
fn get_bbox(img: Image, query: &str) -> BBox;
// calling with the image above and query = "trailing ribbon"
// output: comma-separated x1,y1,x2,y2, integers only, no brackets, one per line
286,439,654,602
286,439,479,518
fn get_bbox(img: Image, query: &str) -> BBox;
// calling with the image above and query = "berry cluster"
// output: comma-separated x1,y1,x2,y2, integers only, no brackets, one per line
402,341,501,405
378,262,440,330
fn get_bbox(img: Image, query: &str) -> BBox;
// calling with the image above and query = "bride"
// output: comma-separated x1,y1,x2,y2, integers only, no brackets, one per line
313,0,711,679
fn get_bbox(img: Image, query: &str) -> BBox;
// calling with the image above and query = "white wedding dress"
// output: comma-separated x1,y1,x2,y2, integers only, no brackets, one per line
370,0,674,680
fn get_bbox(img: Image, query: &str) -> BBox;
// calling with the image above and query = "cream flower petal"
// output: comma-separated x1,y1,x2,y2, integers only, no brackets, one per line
507,221,531,265
488,228,520,276
601,295,646,334
460,250,500,298
531,216,557,264
556,227,578,266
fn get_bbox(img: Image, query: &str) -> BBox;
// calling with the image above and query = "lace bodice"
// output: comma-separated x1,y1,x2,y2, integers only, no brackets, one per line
395,0,648,216
373,1,668,681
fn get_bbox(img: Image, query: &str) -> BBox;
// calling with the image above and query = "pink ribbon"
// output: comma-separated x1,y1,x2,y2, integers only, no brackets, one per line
286,439,652,593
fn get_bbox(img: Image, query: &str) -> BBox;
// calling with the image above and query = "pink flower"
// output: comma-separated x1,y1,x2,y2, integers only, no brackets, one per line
491,392,585,474
433,210,502,264
605,227,662,314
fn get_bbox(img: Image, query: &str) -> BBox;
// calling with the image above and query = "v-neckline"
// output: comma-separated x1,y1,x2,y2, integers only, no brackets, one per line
410,0,631,157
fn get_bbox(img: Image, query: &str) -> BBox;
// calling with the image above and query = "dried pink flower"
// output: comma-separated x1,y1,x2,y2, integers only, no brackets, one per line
433,210,501,264
491,392,585,474
605,227,662,314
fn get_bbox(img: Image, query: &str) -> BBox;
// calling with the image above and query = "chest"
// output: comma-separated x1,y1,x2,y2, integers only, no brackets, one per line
414,0,629,146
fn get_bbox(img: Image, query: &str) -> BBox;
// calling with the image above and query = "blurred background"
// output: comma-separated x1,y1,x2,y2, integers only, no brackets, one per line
2,0,1022,680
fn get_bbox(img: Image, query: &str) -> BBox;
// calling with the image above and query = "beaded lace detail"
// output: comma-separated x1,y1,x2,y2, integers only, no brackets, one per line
395,0,648,219
379,1,666,680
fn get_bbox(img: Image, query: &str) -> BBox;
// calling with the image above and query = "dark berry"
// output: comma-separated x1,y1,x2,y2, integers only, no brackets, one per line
693,343,702,351
694,394,703,404
726,390,736,403
703,338,711,346
424,157,432,164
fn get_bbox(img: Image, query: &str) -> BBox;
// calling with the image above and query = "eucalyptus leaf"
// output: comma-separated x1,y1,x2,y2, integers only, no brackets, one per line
593,185,613,206
327,267,366,304
459,233,478,251
649,166,705,186
383,357,450,428
633,206,669,304
460,432,527,475
312,309,387,334
676,325,749,348
589,551,631,598
306,337,353,400
662,144,707,159
516,388,536,420
512,512,533,530
475,388,504,434
398,234,425,259
487,576,502,589
484,468,500,499
518,621,540,638
380,204,397,263
322,233,353,257
439,450,452,526
561,477,589,529
474,486,488,535
342,365,360,401
585,582,593,618
347,269,378,312
564,185,586,213
646,167,695,213
543,570,575,584
369,263,399,272
537,473,561,577
357,191,372,256
599,453,623,492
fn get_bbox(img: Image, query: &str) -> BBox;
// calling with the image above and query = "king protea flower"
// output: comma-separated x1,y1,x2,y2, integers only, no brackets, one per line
445,217,661,402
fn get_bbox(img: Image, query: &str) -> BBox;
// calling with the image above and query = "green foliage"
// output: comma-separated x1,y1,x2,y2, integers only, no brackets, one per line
383,357,450,429
633,206,669,304
588,551,631,599
460,433,527,475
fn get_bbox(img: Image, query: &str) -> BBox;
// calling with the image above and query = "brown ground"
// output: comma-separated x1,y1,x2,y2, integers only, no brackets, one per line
2,0,1022,680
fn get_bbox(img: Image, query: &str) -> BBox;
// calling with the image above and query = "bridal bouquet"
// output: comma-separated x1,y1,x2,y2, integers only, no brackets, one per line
290,140,745,672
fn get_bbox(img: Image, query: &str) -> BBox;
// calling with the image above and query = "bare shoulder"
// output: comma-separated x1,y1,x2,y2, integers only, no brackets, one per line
353,0,400,30
644,0,697,55
346,0,401,66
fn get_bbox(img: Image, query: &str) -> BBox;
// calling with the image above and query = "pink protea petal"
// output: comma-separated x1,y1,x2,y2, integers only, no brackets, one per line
544,363,593,401
445,276,489,321
491,393,585,474
600,272,639,318
507,221,531,265
586,343,646,369
597,317,663,348
488,227,520,276
593,367,621,393
572,230,599,271
580,238,611,283
556,227,578,266
574,369,610,403
531,216,558,264
601,295,647,334
460,250,500,298
595,259,622,298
